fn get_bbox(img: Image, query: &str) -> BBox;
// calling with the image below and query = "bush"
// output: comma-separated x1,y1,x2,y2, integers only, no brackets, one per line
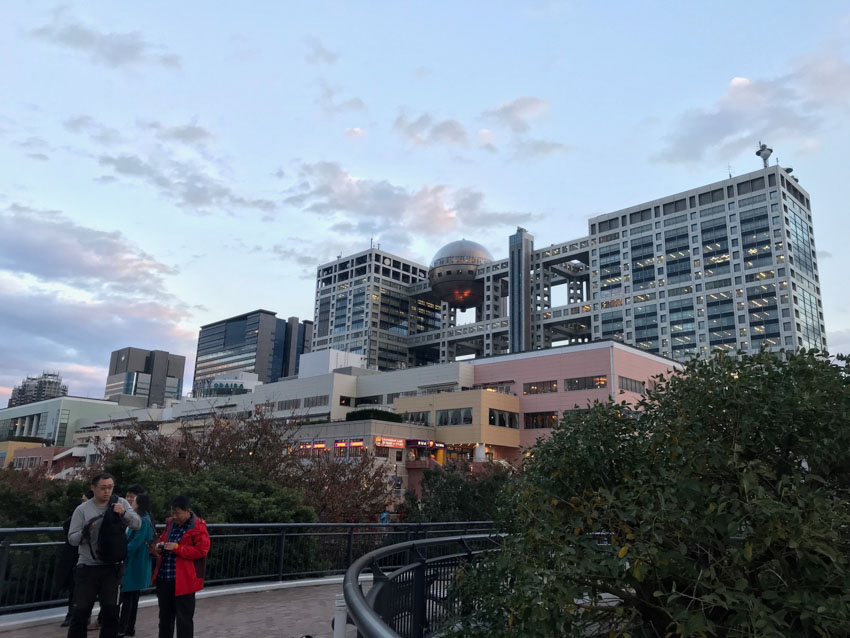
448,351,850,637
344,408,402,422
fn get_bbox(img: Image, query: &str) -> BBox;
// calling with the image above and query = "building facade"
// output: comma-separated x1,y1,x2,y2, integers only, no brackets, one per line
0,396,123,446
105,347,186,408
8,372,68,407
192,310,312,395
312,160,825,367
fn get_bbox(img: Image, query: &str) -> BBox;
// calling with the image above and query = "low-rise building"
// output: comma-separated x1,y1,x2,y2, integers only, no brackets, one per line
0,396,125,446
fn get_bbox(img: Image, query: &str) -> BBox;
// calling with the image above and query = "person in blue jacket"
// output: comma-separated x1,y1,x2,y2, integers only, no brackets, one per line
118,493,154,637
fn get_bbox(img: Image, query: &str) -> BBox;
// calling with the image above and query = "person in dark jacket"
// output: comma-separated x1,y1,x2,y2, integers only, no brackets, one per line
118,494,154,637
151,495,210,638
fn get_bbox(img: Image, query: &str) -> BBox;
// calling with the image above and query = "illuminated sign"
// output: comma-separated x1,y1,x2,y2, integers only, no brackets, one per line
313,442,326,450
406,439,446,448
349,439,364,447
376,436,405,449
334,440,348,448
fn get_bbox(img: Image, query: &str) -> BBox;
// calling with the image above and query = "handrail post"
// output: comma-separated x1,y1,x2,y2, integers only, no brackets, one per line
347,526,355,568
276,530,287,581
0,539,10,606
411,554,427,637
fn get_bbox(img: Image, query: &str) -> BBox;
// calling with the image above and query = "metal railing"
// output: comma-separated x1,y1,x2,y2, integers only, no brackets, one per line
0,521,493,615
343,533,503,638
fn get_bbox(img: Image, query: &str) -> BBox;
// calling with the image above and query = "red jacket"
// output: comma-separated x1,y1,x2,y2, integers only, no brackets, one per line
152,514,210,596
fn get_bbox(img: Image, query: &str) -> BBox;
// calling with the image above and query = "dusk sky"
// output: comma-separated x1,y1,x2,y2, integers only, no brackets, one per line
2,2,850,403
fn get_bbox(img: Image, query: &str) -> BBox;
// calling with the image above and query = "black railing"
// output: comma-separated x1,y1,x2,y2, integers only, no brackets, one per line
0,521,493,615
343,533,503,638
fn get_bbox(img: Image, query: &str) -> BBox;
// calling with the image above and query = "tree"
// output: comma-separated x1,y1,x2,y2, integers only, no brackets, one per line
401,463,515,522
293,450,394,522
448,350,850,637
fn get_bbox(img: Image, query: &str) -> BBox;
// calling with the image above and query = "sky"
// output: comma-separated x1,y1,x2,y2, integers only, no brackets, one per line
2,2,850,403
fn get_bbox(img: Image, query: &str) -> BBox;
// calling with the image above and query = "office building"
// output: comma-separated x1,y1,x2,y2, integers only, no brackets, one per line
8,372,68,407
104,347,186,408
313,150,825,366
192,311,312,396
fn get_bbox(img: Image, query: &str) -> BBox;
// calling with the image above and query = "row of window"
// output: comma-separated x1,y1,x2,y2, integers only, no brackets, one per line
522,375,610,395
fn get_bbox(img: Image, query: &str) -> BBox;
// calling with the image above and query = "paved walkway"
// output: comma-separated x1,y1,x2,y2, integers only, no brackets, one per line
0,580,363,638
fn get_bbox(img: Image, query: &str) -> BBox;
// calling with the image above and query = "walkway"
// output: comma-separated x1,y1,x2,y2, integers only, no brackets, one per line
0,579,363,638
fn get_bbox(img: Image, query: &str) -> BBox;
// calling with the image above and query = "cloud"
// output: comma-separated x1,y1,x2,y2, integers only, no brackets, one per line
27,153,49,161
818,250,833,260
653,49,850,165
827,328,850,356
344,127,364,137
305,36,339,65
482,96,551,133
394,112,469,147
0,204,176,297
64,115,124,145
30,6,181,69
0,206,196,404
139,120,214,145
316,80,366,115
514,138,569,159
98,152,276,214
283,161,538,240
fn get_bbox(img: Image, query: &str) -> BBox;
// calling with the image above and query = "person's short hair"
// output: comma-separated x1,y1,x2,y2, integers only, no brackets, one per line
85,490,94,499
170,494,191,511
91,472,114,487
126,484,145,495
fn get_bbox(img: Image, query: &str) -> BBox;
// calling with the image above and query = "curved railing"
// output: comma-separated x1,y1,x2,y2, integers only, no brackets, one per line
0,521,494,615
343,533,503,638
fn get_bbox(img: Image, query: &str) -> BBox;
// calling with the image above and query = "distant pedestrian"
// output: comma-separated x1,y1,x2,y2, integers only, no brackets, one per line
118,494,154,638
124,485,145,507
151,495,210,638
66,473,140,638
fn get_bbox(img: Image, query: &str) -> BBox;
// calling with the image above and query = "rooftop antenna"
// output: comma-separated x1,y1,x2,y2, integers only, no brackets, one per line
727,164,732,179
755,141,773,168
370,237,373,249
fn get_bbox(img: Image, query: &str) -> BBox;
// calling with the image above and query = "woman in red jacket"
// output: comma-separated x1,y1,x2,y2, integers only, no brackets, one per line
151,495,210,638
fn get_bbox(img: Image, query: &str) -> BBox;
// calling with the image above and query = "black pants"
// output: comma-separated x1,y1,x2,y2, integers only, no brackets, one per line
67,564,123,638
118,590,141,634
156,580,196,638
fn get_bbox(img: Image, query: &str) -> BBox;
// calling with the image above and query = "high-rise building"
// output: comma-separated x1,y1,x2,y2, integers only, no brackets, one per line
192,310,312,395
312,249,441,370
104,348,186,408
8,372,68,407
313,153,825,366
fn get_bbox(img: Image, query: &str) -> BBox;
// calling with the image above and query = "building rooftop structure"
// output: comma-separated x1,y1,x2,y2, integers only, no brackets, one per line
7,372,68,407
311,151,825,369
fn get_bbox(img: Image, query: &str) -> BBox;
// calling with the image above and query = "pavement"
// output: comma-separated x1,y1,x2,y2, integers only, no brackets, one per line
0,577,367,638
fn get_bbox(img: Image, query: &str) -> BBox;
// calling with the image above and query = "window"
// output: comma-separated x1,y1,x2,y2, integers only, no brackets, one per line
488,408,519,429
524,411,558,429
618,376,646,394
523,380,558,395
304,395,329,408
436,408,473,426
565,376,608,391
277,398,301,411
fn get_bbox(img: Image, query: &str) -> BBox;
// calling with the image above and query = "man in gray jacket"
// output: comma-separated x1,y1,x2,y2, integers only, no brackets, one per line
67,472,141,638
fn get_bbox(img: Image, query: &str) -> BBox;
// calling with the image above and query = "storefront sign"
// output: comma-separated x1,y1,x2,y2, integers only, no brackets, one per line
406,439,446,448
376,436,405,448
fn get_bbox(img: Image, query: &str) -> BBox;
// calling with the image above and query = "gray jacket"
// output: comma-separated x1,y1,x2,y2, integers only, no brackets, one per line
67,497,141,566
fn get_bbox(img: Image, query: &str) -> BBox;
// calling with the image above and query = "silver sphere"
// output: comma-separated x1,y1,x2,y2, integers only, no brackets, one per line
428,239,492,309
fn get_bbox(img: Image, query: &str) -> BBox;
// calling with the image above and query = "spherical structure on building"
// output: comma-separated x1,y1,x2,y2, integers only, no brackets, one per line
428,239,493,309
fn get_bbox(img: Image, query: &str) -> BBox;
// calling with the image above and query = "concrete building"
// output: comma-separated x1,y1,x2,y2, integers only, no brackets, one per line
0,440,43,468
193,371,262,398
9,443,98,479
84,342,677,494
105,347,186,408
192,310,312,395
0,396,123,446
313,153,825,367
7,372,68,407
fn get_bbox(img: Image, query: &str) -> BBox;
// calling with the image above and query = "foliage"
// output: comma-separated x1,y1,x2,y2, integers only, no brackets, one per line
447,350,850,637
344,408,402,422
291,450,394,522
401,462,515,522
0,468,88,526
97,407,395,523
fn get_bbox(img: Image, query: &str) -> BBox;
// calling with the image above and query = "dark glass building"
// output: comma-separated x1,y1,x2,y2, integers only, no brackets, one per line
192,310,313,396
104,348,185,408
